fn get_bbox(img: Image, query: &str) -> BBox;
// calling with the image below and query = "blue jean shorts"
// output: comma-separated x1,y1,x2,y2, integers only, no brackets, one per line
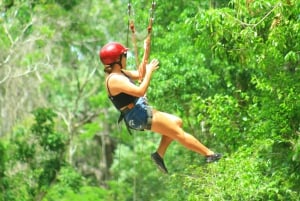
124,97,152,130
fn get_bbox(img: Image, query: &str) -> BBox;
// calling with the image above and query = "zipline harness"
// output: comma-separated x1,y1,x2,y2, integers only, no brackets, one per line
119,2,157,199
118,1,156,135
127,0,156,82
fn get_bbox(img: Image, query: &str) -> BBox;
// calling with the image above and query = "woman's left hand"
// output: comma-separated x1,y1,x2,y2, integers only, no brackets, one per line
146,59,159,73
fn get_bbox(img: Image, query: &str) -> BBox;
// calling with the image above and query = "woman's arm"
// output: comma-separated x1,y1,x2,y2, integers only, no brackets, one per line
138,36,151,80
122,36,151,81
109,59,159,97
121,69,140,80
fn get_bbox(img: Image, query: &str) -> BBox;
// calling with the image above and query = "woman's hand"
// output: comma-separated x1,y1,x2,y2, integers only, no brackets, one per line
146,59,159,73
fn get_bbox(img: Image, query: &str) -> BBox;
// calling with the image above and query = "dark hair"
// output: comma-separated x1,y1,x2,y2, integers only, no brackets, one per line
104,65,113,73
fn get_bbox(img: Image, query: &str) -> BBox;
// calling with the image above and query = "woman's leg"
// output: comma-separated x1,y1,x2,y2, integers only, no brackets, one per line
151,109,214,156
157,135,173,157
155,112,179,157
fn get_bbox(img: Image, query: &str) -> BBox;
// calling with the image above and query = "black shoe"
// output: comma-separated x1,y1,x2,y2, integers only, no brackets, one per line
206,153,222,163
151,152,168,174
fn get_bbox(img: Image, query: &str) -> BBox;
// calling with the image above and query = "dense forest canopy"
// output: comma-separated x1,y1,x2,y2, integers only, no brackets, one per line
0,0,299,200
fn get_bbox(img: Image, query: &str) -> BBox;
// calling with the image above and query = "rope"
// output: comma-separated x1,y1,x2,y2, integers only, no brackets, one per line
127,1,156,82
127,1,140,69
126,2,131,47
148,1,156,35
125,2,157,199
133,132,137,201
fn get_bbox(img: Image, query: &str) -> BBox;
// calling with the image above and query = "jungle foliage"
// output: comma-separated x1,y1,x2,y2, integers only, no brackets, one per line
0,0,299,200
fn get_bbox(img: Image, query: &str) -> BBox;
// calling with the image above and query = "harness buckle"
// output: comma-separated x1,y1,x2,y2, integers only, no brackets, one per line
120,102,135,113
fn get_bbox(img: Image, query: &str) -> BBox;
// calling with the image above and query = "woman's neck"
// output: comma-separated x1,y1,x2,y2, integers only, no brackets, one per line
111,65,122,74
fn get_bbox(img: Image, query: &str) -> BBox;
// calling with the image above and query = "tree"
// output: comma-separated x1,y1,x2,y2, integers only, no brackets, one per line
1,0,300,200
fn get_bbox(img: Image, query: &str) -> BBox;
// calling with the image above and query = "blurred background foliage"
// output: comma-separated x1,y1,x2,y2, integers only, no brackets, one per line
0,0,299,200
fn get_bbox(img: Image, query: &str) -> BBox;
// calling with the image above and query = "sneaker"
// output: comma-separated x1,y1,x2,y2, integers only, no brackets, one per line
151,152,168,174
206,153,222,163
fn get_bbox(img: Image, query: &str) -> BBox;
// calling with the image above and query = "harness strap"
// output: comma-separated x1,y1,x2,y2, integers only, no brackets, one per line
106,74,114,96
118,113,133,135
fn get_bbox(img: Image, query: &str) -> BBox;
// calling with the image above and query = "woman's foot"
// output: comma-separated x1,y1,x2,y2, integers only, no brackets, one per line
151,152,168,174
206,153,222,163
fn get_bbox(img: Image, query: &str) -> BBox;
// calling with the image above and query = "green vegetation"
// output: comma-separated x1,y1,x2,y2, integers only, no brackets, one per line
1,0,299,200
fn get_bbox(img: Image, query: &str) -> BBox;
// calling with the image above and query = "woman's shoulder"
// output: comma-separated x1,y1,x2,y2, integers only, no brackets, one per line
106,73,129,84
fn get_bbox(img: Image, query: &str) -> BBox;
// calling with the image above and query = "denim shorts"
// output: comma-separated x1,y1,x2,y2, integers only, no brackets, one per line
124,97,152,130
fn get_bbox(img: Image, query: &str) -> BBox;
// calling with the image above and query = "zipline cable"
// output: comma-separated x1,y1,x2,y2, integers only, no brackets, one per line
127,1,140,71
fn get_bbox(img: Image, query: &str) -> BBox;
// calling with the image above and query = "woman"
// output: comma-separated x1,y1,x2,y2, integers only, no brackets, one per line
99,37,222,174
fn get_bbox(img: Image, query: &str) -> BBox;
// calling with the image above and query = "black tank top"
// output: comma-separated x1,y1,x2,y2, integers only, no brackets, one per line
106,72,138,110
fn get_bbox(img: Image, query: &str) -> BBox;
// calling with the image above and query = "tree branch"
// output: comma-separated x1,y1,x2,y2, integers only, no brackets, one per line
225,3,281,27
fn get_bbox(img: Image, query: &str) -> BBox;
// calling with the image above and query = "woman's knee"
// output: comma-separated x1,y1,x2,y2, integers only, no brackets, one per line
172,131,187,142
151,110,183,134
174,116,183,127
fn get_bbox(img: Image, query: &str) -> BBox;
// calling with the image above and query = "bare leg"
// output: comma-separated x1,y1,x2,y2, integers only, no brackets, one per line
157,135,173,157
151,109,214,156
156,113,179,157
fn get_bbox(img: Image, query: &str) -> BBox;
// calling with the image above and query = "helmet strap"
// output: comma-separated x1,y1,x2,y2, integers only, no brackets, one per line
118,54,124,69
107,54,124,71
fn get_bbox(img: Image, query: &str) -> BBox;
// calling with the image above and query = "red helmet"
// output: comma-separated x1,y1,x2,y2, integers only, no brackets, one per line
99,42,128,65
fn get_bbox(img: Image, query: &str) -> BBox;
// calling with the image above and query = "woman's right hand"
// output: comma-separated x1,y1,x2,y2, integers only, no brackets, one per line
137,58,159,95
